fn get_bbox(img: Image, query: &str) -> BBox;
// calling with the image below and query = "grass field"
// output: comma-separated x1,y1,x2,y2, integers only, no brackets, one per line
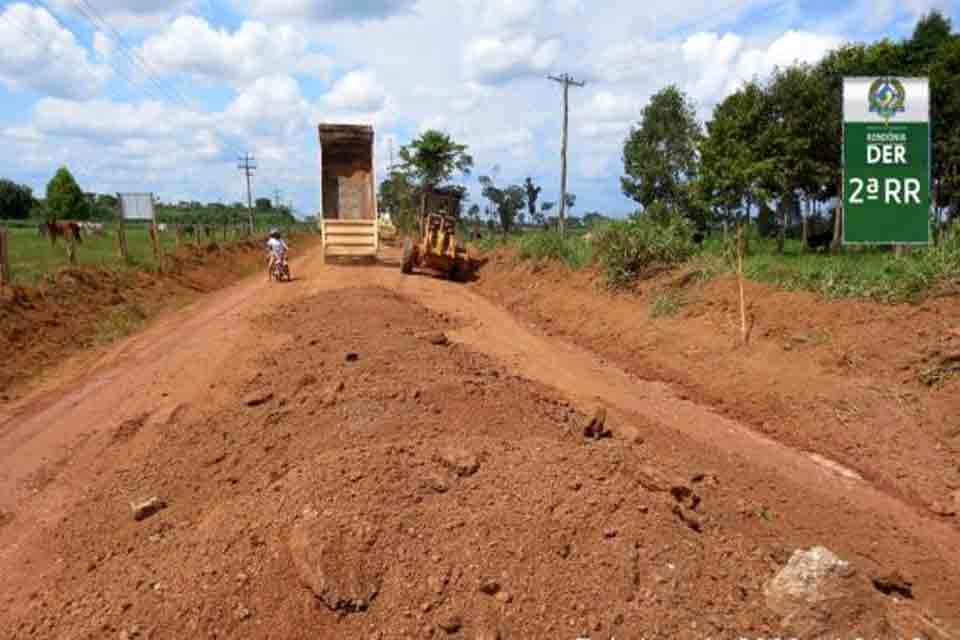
1,223,255,286
473,225,960,303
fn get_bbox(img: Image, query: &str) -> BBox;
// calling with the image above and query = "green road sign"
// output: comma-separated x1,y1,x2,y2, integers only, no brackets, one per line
843,77,931,245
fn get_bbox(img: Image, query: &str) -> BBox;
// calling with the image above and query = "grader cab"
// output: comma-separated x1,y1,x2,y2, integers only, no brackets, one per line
400,189,468,280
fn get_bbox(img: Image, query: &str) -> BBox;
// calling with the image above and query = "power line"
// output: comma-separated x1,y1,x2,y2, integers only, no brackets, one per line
238,154,256,233
548,73,585,235
64,0,250,160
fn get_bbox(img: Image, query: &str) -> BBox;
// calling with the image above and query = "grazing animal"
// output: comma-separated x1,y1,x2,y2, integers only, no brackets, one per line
806,230,833,252
44,221,83,244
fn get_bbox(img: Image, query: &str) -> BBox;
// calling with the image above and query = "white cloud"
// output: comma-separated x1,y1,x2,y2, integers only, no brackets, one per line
33,97,213,141
225,75,310,138
139,16,330,85
464,34,560,85
247,0,417,22
48,0,196,31
0,3,111,99
324,70,387,112
459,0,540,31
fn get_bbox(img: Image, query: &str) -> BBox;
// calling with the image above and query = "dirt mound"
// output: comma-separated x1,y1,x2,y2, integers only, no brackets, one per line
469,249,960,521
2,286,944,639
0,237,319,398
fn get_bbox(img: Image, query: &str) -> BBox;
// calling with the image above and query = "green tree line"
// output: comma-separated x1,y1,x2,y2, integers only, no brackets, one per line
621,10,960,251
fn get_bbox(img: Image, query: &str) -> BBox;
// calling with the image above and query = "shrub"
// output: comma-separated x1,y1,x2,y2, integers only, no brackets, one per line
516,231,593,269
595,212,696,288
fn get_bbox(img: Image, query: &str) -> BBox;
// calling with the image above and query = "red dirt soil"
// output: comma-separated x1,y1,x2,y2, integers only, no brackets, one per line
0,236,320,399
469,250,960,522
1,246,959,639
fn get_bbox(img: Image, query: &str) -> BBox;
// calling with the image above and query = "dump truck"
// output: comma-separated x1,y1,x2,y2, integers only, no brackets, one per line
317,124,378,262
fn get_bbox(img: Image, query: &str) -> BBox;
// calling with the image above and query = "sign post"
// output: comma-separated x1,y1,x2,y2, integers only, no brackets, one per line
118,193,157,265
843,77,931,246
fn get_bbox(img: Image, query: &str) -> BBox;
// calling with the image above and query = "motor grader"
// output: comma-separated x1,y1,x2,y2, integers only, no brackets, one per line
400,189,468,280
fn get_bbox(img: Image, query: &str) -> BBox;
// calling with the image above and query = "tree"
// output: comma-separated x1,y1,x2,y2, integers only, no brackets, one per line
564,193,576,212
908,10,953,68
45,166,85,221
523,177,541,228
479,175,525,234
378,169,419,234
398,130,473,191
699,81,768,229
255,197,272,210
96,193,118,210
0,179,33,219
622,85,702,218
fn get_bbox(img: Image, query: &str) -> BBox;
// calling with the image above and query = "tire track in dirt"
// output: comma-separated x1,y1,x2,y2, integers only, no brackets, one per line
1,245,959,634
349,255,960,570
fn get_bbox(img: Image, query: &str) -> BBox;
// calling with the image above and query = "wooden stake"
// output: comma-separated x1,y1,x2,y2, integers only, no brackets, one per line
116,217,129,262
150,221,162,272
737,224,748,345
66,235,77,266
0,227,10,292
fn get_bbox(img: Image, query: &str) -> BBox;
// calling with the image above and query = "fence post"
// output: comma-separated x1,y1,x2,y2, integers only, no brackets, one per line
66,235,77,266
116,218,129,262
0,227,10,292
150,221,163,272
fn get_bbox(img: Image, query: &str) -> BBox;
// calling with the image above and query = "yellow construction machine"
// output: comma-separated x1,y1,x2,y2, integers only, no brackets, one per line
401,189,468,280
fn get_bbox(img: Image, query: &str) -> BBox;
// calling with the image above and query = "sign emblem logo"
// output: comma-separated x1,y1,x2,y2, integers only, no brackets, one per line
868,77,906,122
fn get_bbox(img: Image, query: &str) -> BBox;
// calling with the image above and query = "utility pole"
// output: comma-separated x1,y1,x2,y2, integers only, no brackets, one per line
272,187,283,209
548,73,585,235
238,153,256,233
388,138,395,172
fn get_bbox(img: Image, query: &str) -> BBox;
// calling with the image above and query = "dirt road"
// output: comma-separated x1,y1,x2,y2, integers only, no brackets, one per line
2,245,958,639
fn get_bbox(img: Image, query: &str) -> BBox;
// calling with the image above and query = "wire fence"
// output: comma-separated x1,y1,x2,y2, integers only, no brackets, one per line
0,219,317,288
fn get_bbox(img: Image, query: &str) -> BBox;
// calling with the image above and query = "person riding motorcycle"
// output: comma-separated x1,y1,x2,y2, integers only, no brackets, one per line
266,229,289,280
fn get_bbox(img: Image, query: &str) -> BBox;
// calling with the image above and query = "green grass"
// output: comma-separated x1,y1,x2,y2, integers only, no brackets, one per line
516,231,594,269
723,235,960,303
649,292,682,318
1,223,260,286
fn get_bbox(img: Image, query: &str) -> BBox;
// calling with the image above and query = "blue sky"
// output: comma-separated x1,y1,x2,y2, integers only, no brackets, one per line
0,0,956,219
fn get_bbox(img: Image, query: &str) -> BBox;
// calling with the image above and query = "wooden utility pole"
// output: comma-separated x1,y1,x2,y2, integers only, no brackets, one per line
548,73,585,235
238,153,257,234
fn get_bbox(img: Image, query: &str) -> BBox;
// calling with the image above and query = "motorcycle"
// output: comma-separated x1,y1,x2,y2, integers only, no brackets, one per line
269,254,291,282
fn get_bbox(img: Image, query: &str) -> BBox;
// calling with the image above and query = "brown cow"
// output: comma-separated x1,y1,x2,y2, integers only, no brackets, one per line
44,221,83,245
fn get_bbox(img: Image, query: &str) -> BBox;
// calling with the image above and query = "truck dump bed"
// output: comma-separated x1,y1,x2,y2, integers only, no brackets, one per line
318,124,378,260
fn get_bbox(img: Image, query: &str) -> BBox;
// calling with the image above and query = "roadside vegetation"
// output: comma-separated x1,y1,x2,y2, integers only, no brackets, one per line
466,11,960,305
1,165,316,286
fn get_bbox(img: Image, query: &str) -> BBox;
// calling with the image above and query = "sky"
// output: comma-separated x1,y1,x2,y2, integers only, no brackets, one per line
0,0,956,219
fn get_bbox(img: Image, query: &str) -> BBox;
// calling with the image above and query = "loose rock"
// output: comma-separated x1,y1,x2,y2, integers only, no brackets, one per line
435,447,480,477
424,332,450,346
438,615,463,633
289,517,382,613
130,497,166,522
765,546,857,634
479,578,501,595
872,570,913,599
583,407,611,439
243,391,274,407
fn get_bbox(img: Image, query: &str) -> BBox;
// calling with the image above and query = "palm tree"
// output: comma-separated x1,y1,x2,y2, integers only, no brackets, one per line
398,130,473,191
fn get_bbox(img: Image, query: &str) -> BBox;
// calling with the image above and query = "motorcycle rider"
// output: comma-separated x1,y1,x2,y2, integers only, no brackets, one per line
266,228,289,280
